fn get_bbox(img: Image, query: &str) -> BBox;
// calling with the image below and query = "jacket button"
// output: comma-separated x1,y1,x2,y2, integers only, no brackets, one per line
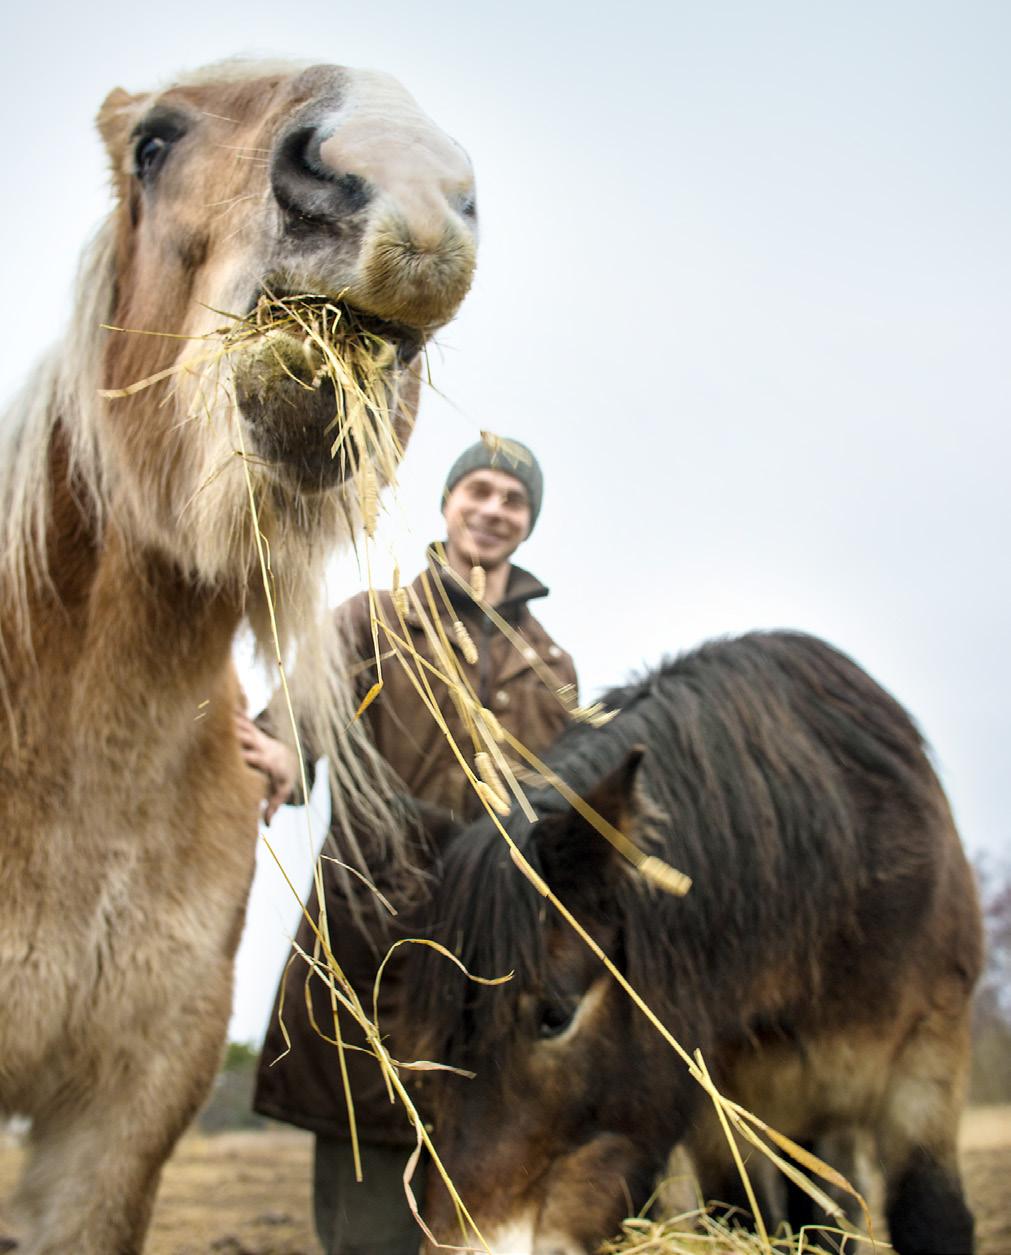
548,645,561,658
495,689,510,707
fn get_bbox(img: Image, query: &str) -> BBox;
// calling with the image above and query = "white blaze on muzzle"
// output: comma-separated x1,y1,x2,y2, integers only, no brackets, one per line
481,1213,537,1255
481,1215,587,1255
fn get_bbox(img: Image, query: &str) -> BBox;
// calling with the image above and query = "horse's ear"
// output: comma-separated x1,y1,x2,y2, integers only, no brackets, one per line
535,746,646,897
582,745,646,836
96,88,144,158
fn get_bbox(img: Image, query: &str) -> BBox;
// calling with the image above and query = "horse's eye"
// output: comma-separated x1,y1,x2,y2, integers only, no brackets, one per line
135,135,170,180
538,1000,576,1040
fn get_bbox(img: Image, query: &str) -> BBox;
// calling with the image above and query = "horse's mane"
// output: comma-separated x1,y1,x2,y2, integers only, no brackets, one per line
167,58,309,89
0,220,114,674
409,630,941,1064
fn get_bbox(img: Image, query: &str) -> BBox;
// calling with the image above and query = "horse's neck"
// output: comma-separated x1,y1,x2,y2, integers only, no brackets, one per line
4,433,243,781
81,526,242,716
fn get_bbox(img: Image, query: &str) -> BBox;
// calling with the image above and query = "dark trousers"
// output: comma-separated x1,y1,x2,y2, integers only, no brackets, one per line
313,1137,427,1255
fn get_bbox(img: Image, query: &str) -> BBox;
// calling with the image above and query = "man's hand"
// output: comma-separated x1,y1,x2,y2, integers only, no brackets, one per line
235,713,299,825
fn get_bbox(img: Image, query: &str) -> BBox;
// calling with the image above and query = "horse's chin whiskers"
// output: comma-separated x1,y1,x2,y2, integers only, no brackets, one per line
218,217,258,248
204,193,256,206
203,193,260,222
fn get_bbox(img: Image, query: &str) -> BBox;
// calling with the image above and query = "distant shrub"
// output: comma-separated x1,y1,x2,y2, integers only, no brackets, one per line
198,1040,267,1132
970,856,1011,1103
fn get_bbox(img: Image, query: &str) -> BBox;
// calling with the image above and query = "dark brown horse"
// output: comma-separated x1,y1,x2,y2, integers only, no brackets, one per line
407,631,982,1255
0,60,475,1253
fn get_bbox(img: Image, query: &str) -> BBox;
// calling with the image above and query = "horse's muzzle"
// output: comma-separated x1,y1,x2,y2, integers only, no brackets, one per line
269,70,477,331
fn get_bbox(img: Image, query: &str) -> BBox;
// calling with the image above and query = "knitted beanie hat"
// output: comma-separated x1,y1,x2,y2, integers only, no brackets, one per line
441,437,543,533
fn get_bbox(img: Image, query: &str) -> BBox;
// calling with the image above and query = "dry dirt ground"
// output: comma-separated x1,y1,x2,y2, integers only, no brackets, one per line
0,1106,1008,1253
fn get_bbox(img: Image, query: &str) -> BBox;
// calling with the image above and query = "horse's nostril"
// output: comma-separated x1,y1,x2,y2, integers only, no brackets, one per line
275,125,315,177
271,124,371,225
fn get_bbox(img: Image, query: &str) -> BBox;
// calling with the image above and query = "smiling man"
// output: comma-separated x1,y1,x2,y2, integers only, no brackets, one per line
241,436,577,1255
439,438,542,602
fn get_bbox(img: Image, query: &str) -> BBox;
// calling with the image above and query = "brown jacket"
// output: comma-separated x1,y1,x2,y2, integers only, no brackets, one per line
252,557,577,1144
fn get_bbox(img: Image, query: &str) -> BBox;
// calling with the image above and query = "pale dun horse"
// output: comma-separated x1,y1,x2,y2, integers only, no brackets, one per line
0,61,477,1253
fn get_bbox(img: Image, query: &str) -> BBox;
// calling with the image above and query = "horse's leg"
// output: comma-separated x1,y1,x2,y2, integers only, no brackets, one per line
14,983,231,1254
17,1110,172,1255
876,1009,975,1255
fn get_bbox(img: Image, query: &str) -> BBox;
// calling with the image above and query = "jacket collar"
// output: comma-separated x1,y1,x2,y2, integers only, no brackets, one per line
411,543,549,626
387,548,560,685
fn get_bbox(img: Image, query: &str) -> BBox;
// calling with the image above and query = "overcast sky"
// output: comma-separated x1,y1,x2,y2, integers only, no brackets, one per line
3,2,1008,1044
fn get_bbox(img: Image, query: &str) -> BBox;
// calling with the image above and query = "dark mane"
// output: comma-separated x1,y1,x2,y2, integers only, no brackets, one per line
409,630,943,1067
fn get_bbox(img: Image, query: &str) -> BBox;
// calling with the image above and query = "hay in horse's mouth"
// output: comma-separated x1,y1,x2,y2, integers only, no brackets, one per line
228,290,415,502
246,290,424,366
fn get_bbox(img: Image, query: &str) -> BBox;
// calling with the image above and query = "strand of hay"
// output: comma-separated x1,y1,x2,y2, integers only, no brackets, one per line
236,418,366,1182
223,301,487,1234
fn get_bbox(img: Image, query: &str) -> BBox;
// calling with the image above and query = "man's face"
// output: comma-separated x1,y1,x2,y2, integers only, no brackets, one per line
442,468,532,570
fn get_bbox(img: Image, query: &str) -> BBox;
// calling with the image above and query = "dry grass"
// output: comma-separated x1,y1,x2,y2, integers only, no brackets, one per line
601,1214,871,1255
